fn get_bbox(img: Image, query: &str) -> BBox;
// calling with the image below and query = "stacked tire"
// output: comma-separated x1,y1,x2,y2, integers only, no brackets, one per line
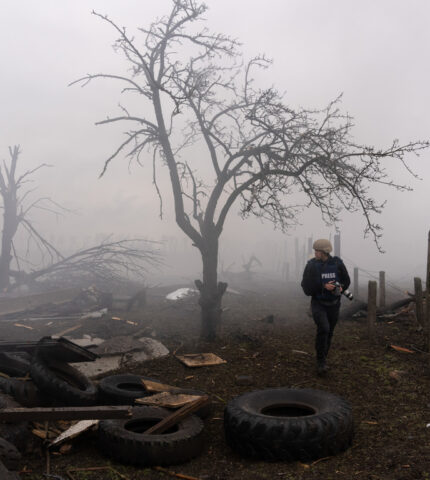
98,374,212,419
29,355,97,406
98,406,204,466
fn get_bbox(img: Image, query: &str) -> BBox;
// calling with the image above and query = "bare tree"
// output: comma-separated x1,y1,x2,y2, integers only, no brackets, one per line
0,146,61,291
0,146,160,292
72,0,429,339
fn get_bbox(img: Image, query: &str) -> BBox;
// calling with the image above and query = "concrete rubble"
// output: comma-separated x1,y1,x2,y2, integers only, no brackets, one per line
73,336,169,378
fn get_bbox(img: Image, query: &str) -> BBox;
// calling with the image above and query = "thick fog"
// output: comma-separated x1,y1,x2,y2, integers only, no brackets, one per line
0,0,429,288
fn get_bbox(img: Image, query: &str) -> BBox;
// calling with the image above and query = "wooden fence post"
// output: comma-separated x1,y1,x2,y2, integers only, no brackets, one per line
295,237,299,280
426,230,430,359
414,277,424,330
334,232,341,257
379,271,386,308
307,237,313,256
367,281,377,340
353,267,359,298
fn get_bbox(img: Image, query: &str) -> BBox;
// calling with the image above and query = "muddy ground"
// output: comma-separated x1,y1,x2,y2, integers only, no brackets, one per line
2,280,430,480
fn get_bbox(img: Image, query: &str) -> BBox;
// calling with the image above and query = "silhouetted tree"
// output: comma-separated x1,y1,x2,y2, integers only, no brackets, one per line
0,146,159,291
0,146,60,290
72,0,429,339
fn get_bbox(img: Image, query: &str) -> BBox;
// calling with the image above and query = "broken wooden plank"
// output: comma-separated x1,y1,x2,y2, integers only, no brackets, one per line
390,344,415,354
49,419,99,446
175,353,226,367
153,466,201,480
67,466,129,480
0,405,132,422
141,378,182,393
54,324,82,337
136,392,202,408
144,396,209,435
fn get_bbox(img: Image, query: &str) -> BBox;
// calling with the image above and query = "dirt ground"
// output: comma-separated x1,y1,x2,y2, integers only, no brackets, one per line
3,279,430,480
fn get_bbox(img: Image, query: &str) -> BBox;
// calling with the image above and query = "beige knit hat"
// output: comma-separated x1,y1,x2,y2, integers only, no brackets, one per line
313,238,332,254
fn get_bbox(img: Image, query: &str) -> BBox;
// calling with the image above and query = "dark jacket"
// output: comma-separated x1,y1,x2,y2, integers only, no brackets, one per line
301,255,351,304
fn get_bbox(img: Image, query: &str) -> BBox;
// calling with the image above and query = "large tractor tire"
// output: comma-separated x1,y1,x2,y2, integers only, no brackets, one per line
224,387,353,462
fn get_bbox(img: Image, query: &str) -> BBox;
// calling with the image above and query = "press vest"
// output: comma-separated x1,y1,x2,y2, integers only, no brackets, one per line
315,258,341,303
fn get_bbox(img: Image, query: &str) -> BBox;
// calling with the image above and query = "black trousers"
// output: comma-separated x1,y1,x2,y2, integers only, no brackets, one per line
311,298,340,363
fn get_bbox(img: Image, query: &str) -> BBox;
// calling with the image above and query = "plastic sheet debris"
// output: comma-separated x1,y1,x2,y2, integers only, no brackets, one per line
81,308,108,319
66,335,104,348
166,288,198,300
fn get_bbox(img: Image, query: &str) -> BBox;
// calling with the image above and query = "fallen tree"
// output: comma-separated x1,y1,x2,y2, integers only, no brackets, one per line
9,237,161,291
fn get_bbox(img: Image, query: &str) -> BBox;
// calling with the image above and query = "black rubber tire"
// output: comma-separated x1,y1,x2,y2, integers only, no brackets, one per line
98,375,212,419
98,374,153,405
0,437,21,470
0,352,31,377
224,387,353,462
0,377,52,408
30,356,97,406
98,406,204,466
0,393,29,451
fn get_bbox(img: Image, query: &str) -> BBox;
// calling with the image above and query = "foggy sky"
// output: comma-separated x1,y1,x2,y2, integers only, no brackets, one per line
0,0,429,284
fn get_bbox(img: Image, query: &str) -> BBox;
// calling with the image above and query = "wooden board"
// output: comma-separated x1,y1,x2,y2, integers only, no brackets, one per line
49,419,99,446
175,353,226,367
141,378,181,393
0,405,132,422
136,392,202,408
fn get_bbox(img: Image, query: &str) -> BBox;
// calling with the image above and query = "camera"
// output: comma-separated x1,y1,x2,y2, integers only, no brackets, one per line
334,282,354,301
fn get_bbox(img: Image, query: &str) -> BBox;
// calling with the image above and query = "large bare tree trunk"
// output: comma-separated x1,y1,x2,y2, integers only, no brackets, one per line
195,236,227,341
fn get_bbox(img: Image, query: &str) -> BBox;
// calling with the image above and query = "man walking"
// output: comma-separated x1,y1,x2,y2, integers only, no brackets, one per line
301,239,351,375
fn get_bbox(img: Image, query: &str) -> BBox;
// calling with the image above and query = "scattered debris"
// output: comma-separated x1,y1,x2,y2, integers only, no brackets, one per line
292,350,310,356
49,420,99,447
65,335,104,348
144,396,209,434
390,345,415,354
53,324,82,337
66,466,129,480
141,378,181,393
136,392,202,408
165,288,198,301
73,337,169,378
80,308,108,320
226,288,241,295
153,466,202,480
175,353,226,367
388,370,406,382
12,324,33,330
